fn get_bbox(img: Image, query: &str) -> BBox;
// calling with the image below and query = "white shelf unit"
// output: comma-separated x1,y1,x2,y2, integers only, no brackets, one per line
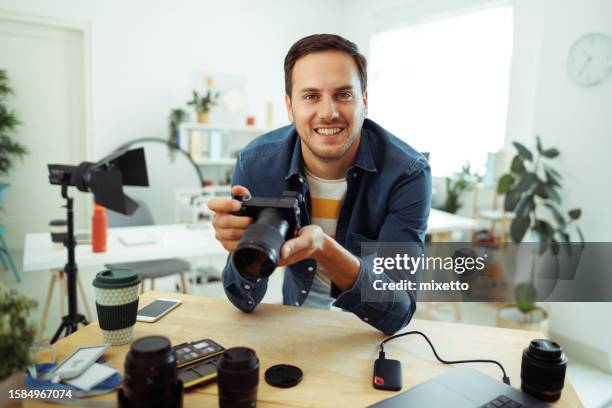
178,122,271,184
193,158,237,166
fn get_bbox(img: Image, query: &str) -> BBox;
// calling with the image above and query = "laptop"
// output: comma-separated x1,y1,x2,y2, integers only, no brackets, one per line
368,366,552,408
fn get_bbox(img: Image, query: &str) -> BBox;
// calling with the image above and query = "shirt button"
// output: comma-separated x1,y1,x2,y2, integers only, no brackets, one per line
294,301,300,306
243,284,251,290
298,177,304,183
301,289,307,294
307,266,314,272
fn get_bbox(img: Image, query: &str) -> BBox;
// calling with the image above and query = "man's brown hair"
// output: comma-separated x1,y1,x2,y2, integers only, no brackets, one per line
284,34,367,97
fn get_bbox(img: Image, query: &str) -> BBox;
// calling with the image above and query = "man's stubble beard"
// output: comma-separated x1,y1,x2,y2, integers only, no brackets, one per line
300,129,359,162
296,114,366,162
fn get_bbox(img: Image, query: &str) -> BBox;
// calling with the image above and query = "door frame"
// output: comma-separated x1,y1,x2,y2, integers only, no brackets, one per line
0,8,93,162
0,9,94,247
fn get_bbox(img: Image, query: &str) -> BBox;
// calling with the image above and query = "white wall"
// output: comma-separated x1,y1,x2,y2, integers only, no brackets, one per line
0,0,345,160
525,0,612,370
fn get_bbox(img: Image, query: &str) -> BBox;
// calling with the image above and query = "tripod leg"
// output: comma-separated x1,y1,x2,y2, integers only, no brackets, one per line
38,272,58,340
59,269,66,316
77,275,92,321
51,321,66,344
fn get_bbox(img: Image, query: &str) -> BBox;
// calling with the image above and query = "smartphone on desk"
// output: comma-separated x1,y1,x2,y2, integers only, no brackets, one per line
136,298,182,323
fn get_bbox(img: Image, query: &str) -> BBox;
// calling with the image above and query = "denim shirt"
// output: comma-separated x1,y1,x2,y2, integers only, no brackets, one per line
221,118,432,335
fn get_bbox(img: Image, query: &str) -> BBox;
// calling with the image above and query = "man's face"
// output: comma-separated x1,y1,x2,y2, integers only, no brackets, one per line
285,51,368,162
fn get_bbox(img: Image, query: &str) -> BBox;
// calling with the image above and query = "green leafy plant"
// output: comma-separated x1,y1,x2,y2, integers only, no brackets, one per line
0,283,37,380
168,108,188,145
438,163,483,214
498,136,584,314
514,282,538,314
497,136,583,249
0,69,28,177
187,89,219,114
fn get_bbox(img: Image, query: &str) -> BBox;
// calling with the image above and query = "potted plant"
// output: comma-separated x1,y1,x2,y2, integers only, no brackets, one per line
495,136,584,330
437,162,482,214
0,283,37,397
0,70,27,283
168,108,188,145
0,69,28,178
187,77,220,124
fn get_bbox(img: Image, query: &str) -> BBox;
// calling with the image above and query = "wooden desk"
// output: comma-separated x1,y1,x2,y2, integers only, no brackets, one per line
28,292,581,407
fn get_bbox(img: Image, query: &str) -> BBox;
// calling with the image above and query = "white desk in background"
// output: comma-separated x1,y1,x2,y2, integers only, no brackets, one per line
428,208,477,241
23,210,476,272
22,224,226,272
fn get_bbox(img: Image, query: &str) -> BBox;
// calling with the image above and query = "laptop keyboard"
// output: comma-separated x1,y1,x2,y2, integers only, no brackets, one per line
480,395,525,408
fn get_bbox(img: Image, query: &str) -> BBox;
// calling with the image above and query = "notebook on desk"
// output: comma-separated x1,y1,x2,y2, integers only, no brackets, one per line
118,232,156,246
369,366,551,408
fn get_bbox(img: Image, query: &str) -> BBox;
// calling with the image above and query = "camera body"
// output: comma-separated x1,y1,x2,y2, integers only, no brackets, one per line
234,191,303,233
231,191,304,279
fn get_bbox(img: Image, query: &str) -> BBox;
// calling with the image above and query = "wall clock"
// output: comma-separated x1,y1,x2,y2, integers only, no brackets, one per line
567,32,612,86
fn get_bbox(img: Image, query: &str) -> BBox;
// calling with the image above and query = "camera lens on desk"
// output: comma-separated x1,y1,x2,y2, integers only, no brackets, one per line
521,339,568,402
217,347,260,408
118,335,183,408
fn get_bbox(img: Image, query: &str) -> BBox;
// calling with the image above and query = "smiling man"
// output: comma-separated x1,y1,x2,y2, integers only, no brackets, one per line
208,34,431,335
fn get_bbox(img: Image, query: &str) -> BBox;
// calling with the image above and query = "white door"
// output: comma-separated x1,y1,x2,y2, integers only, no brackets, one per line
0,16,88,250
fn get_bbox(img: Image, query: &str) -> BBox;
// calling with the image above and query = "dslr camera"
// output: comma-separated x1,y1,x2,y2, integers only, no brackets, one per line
231,191,303,279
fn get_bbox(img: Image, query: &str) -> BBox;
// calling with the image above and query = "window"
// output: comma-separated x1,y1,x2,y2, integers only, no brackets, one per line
369,5,513,176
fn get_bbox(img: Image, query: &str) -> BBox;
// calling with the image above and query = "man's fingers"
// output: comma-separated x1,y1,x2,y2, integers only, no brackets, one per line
208,197,242,214
221,241,240,253
231,185,252,199
278,248,310,267
281,235,313,259
215,228,245,241
212,214,253,229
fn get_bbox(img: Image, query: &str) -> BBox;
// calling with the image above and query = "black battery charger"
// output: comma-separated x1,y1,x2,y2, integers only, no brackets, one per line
373,357,403,391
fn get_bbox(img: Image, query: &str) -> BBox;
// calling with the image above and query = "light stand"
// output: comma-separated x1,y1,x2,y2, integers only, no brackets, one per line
50,181,89,343
48,147,149,344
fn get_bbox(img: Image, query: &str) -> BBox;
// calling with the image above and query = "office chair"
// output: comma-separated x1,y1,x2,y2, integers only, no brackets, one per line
105,200,191,294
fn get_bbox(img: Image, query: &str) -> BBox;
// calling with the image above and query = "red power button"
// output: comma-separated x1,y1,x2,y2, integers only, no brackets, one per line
374,376,385,385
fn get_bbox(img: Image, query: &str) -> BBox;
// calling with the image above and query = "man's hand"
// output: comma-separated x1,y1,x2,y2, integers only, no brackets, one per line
278,225,326,266
207,185,253,252
279,225,360,292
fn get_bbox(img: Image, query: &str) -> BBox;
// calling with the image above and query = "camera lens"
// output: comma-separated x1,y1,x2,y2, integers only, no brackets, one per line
118,335,182,408
217,347,259,408
233,208,289,278
521,339,567,402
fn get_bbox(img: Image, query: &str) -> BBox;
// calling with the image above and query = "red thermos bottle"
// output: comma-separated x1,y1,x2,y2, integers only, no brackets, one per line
92,204,107,252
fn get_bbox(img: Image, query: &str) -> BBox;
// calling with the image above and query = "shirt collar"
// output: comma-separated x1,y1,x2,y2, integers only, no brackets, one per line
353,120,378,173
285,126,303,180
284,119,378,181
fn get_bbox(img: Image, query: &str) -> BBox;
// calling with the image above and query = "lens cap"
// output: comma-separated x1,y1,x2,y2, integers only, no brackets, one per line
265,364,303,388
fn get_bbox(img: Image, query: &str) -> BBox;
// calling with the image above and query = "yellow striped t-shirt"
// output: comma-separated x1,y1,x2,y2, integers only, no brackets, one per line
305,168,347,287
